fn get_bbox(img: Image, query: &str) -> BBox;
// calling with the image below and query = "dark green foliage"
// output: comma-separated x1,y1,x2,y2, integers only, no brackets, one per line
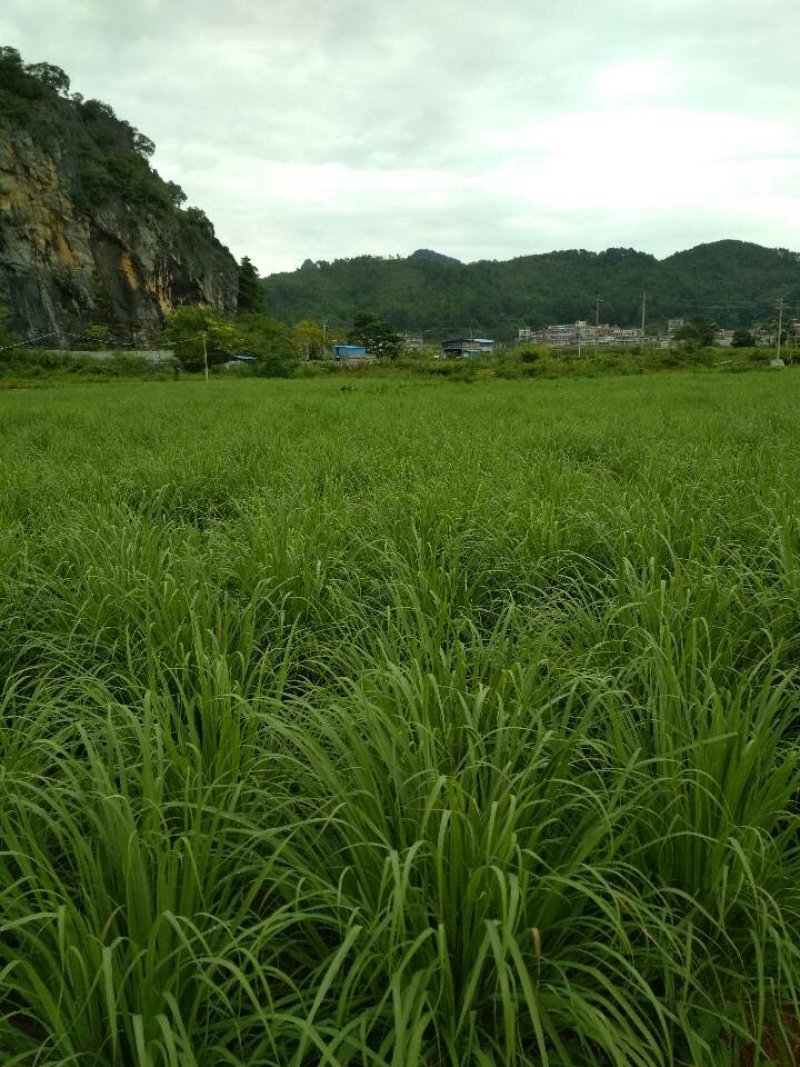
348,311,402,357
519,344,544,363
264,240,800,338
133,131,155,158
163,306,240,370
165,181,187,208
674,316,719,348
236,312,299,375
237,256,263,314
181,206,215,238
0,47,56,122
732,328,755,347
24,61,70,95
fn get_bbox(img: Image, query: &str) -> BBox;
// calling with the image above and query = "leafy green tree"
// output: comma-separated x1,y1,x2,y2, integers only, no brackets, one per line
518,344,545,363
674,317,718,349
755,318,789,346
236,313,299,377
163,306,241,371
80,98,116,122
731,329,755,348
0,46,22,65
291,320,326,360
132,131,155,158
181,207,216,239
25,62,70,95
165,181,186,208
237,257,263,314
348,312,402,358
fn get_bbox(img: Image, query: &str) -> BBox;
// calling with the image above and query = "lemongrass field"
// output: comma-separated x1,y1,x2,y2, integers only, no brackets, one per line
1,373,800,1066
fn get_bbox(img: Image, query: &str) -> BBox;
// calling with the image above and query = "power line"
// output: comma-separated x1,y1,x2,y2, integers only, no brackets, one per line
0,331,59,352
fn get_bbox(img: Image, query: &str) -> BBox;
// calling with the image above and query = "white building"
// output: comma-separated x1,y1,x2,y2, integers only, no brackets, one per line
518,321,642,347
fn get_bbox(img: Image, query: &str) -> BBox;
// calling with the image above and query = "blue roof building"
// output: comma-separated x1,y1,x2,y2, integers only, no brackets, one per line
441,337,494,358
331,344,368,360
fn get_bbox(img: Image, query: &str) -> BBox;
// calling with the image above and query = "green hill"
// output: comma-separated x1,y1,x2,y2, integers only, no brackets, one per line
264,241,800,339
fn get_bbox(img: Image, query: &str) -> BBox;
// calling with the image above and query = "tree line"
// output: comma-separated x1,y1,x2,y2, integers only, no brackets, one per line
160,260,404,373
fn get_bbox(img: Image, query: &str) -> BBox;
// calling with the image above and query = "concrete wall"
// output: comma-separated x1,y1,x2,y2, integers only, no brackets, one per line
62,349,176,363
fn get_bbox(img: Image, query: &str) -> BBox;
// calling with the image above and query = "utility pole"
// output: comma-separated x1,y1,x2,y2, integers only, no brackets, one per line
640,291,647,356
202,331,209,382
594,294,600,357
577,319,582,359
776,296,784,363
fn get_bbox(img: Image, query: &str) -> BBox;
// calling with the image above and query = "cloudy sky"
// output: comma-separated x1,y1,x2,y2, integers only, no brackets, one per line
3,0,799,273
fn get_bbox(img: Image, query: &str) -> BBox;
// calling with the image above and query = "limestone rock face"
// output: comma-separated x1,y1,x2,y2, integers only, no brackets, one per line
0,130,238,344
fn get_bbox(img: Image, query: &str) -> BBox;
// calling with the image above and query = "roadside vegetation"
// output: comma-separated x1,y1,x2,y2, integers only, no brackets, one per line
0,341,784,386
1,311,788,389
1,373,799,1065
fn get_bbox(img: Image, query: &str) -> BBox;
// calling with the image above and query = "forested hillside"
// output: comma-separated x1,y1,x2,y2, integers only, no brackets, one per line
264,241,800,338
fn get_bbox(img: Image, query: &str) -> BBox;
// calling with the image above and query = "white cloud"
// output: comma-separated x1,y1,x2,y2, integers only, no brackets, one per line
2,0,799,271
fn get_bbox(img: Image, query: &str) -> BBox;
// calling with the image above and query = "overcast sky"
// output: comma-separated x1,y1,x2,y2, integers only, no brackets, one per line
3,0,799,274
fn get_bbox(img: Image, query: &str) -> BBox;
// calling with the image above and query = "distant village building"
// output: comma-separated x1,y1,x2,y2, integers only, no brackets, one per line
441,337,495,358
519,315,790,352
401,335,425,352
223,354,257,367
518,322,642,347
330,344,374,364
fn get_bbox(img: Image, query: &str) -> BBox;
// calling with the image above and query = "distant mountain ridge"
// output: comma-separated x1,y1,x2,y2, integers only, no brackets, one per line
407,248,463,266
264,240,800,338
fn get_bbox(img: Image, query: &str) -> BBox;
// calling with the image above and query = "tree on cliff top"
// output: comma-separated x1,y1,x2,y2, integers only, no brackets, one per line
0,47,207,225
25,62,70,96
237,257,263,314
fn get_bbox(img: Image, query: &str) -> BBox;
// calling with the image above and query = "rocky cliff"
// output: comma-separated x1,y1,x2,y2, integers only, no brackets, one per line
0,48,238,344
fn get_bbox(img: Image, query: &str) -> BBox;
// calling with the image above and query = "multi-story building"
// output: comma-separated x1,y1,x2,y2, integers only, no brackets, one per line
401,335,425,352
518,322,643,347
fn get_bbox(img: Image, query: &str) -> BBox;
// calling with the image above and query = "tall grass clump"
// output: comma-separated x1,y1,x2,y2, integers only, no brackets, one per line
1,372,799,1064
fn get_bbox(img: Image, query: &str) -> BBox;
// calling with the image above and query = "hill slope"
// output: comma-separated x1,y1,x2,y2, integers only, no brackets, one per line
264,241,800,338
0,47,238,344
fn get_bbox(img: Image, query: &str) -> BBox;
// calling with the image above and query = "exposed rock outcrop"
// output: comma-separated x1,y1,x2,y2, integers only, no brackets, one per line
0,50,238,345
